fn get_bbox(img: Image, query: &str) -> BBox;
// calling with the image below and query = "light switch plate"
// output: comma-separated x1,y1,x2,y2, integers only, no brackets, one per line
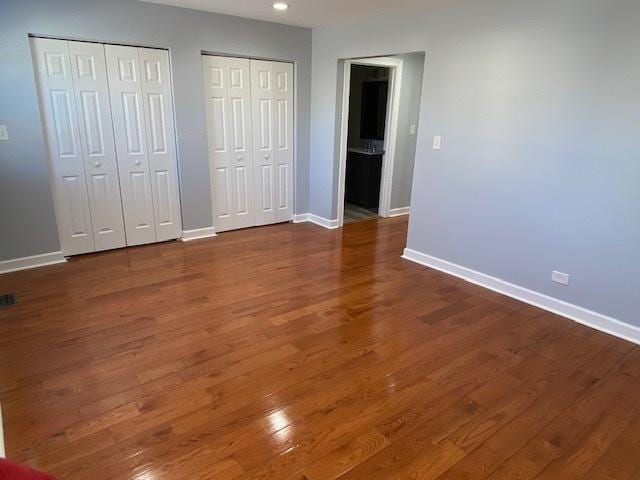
409,124,416,135
0,125,8,141
433,135,441,149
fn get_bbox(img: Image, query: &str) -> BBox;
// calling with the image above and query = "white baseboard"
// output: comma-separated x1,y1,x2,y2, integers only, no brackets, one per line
402,248,640,346
0,402,4,458
309,214,339,229
292,213,311,223
0,251,66,275
293,213,339,229
389,206,410,217
180,226,217,242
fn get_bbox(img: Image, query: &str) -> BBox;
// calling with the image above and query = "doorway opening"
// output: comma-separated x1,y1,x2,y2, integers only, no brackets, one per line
337,53,424,228
343,63,389,223
338,57,400,226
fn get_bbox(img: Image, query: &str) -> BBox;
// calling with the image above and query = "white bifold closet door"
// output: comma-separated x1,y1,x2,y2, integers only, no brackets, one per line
203,55,255,232
105,45,182,245
203,56,293,233
32,37,181,256
250,60,294,226
31,38,126,255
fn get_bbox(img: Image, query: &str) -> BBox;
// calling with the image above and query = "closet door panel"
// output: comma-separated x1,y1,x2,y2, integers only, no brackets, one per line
227,60,254,228
235,165,250,216
214,166,232,221
203,55,254,232
139,48,182,241
204,57,292,232
31,38,95,255
105,44,157,246
69,41,126,251
204,56,233,232
250,60,276,226
272,62,294,222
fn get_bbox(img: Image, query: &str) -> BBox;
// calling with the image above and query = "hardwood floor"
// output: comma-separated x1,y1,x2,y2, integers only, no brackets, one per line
1,216,640,479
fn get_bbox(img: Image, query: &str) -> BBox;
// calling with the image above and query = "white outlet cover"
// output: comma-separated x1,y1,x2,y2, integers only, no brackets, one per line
0,125,8,141
409,124,416,135
433,135,441,149
551,270,570,285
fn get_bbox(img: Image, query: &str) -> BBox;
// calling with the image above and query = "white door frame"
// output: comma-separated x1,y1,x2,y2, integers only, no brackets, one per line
336,56,403,227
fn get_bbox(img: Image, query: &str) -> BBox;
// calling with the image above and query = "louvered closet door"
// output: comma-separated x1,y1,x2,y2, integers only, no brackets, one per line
272,61,294,223
203,55,254,232
68,41,126,251
105,44,157,246
31,38,95,255
139,48,182,241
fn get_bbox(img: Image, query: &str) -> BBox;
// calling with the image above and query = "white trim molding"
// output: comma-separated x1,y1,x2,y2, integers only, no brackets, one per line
180,226,217,242
0,402,4,458
0,251,66,275
292,213,339,229
292,213,311,223
402,248,640,346
389,206,410,217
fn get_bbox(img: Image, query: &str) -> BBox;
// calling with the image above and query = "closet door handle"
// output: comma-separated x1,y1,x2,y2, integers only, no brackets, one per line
93,162,101,168
134,160,141,166
237,156,243,162
264,154,269,159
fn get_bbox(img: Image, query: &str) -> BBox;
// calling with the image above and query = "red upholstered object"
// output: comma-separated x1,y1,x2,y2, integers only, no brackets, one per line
0,459,57,480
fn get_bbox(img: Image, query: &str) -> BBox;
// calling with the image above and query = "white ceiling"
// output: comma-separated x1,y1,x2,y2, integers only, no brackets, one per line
139,0,424,28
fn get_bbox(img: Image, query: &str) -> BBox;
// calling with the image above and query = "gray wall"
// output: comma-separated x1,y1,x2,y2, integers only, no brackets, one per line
310,0,639,325
0,0,311,261
391,52,424,209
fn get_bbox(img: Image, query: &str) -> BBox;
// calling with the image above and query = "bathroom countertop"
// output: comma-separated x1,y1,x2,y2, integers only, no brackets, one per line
348,147,385,156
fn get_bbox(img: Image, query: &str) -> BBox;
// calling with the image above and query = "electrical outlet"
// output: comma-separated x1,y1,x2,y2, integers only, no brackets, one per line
551,271,570,285
409,124,416,135
0,125,8,141
432,135,441,149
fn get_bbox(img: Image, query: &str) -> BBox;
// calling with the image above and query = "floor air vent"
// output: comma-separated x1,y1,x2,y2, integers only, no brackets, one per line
0,293,17,308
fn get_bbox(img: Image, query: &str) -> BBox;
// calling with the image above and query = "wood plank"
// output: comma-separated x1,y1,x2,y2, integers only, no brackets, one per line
302,429,391,480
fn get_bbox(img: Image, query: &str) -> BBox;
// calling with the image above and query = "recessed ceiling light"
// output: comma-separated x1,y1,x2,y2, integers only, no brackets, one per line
273,2,289,11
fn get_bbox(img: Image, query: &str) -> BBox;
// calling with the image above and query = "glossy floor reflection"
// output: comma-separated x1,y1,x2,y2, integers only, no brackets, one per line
1,217,640,479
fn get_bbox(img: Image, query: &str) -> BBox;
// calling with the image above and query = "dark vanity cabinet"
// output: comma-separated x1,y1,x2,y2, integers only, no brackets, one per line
344,151,383,210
